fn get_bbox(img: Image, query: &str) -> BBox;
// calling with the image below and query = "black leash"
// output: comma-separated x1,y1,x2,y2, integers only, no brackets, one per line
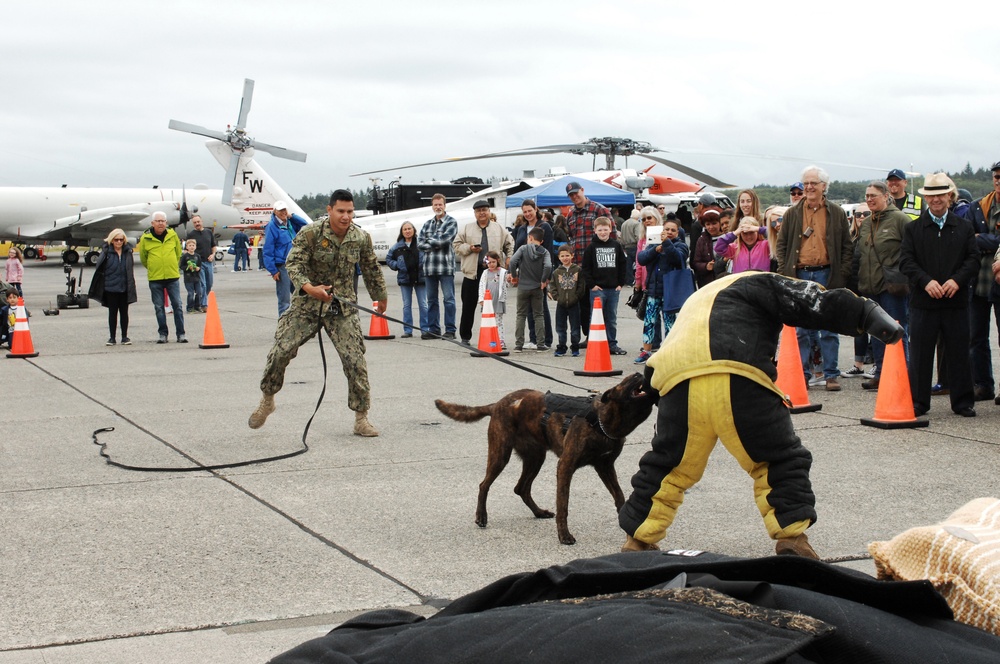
340,296,600,394
92,305,334,472
93,295,601,471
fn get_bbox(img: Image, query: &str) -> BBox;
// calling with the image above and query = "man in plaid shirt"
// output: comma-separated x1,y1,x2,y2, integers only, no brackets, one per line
566,181,614,337
418,193,458,339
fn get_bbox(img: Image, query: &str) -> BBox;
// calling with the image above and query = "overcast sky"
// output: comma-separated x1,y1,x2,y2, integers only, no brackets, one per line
4,1,998,199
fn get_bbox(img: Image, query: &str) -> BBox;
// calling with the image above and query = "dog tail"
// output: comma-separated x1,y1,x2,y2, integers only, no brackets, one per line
435,399,495,423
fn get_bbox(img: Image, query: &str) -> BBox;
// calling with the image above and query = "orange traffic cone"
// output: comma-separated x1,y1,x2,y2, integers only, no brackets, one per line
199,292,230,349
363,303,395,340
861,339,928,429
774,324,821,413
6,297,39,358
574,296,622,377
471,290,509,357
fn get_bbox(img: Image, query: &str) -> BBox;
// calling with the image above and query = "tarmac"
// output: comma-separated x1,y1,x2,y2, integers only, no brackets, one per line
2,257,999,662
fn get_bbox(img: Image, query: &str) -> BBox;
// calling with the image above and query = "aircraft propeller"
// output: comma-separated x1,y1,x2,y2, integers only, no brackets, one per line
350,136,736,189
168,79,307,205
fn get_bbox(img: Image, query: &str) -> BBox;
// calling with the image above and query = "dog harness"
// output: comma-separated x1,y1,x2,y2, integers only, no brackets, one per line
541,392,612,438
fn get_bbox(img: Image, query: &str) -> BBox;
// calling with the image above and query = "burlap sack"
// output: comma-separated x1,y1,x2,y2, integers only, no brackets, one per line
869,497,1000,635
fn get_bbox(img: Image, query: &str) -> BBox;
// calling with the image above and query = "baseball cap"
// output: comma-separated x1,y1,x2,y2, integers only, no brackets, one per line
273,201,288,212
991,161,1000,172
697,192,717,206
790,182,804,192
886,169,907,181
565,181,583,194
472,199,490,209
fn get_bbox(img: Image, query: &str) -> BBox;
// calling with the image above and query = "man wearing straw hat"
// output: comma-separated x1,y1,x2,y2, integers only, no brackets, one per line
899,173,979,418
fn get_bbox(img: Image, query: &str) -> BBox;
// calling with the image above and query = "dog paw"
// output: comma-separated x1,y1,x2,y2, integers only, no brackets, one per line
535,509,555,519
475,517,487,528
559,533,577,545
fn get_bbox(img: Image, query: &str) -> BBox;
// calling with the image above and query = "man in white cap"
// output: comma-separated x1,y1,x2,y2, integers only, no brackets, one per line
263,200,309,316
899,173,978,418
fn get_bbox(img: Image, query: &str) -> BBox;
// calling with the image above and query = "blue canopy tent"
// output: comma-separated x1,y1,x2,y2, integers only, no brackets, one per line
505,176,635,209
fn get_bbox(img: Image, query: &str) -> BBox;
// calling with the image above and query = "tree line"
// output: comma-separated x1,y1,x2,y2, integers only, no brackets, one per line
294,189,371,220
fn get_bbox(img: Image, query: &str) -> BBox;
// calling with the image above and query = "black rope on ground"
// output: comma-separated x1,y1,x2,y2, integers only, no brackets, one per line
92,306,333,472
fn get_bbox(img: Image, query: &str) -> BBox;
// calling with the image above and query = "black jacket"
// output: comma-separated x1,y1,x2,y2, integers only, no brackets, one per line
899,210,978,310
272,551,1000,664
87,242,138,306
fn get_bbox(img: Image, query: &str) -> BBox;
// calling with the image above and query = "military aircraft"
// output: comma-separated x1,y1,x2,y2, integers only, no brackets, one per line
0,79,308,265
353,137,737,261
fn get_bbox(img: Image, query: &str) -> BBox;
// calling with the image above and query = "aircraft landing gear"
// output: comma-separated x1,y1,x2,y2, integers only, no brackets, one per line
62,249,80,265
85,250,101,266
22,246,39,260
56,264,89,309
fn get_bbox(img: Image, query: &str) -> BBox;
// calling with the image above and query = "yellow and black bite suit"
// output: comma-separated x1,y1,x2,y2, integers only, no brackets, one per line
619,271,897,546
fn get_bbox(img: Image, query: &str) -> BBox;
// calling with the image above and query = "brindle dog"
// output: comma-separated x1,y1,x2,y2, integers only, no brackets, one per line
435,372,656,545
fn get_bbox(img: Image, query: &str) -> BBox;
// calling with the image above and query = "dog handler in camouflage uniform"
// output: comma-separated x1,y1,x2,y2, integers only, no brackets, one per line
249,190,388,437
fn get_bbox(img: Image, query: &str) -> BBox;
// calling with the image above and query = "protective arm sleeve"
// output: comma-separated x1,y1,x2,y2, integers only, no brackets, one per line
860,298,905,344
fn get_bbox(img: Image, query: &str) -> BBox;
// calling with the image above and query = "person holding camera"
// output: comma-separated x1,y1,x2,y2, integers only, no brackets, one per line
454,199,513,346
249,190,387,437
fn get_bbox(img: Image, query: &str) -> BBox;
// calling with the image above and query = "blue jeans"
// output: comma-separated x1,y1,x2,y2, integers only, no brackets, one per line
400,283,428,335
424,274,456,335
794,267,839,380
589,288,621,348
968,293,1000,390
235,248,249,271
148,279,185,338
199,259,215,307
275,265,293,316
872,290,909,379
554,302,581,352
184,279,203,311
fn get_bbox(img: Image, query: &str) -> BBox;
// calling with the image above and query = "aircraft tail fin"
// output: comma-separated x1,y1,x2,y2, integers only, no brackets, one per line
205,141,311,226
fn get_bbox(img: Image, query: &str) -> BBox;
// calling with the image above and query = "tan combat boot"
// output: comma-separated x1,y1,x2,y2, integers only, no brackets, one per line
621,535,660,553
354,411,379,437
248,394,275,429
775,533,820,559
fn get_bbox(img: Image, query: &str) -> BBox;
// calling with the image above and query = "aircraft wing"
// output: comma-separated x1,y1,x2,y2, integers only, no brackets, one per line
25,202,182,242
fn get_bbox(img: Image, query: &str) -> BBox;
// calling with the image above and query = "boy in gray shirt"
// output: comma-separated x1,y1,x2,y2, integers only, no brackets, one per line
508,227,552,351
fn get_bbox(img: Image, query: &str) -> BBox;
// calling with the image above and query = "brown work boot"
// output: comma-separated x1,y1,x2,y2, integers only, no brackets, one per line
248,394,275,429
824,377,841,392
354,411,379,437
621,535,660,552
775,533,819,559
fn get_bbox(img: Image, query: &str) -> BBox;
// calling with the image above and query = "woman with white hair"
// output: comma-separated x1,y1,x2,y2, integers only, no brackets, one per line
88,228,137,345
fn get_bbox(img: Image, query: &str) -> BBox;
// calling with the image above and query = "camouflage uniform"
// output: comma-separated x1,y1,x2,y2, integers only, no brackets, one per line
259,221,387,412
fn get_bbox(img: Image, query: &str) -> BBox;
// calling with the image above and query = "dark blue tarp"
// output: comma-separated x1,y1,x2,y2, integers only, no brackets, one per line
505,176,635,208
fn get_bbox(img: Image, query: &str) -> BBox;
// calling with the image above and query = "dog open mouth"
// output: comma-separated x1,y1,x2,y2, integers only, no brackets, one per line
623,371,657,402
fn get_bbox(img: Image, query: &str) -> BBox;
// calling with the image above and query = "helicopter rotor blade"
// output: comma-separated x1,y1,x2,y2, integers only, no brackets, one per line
168,120,228,142
350,144,597,177
220,152,241,206
235,78,254,131
641,155,736,188
252,140,307,163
